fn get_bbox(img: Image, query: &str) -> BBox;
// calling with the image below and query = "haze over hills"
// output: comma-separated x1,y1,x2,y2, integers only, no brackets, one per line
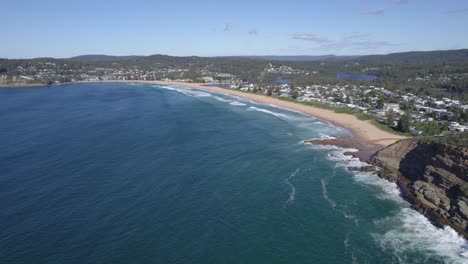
65,49,468,64
355,49,468,64
67,55,145,62
223,55,359,62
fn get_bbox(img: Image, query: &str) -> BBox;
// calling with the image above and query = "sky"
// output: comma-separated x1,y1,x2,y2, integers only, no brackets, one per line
1,0,468,58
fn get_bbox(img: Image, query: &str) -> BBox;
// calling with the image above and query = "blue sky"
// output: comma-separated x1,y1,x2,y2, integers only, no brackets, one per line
2,0,468,58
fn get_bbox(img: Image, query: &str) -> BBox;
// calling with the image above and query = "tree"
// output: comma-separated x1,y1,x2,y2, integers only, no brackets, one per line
267,88,273,96
377,96,385,109
400,101,413,111
290,89,299,99
398,111,411,132
289,85,299,99
274,87,281,96
345,96,351,104
386,109,395,126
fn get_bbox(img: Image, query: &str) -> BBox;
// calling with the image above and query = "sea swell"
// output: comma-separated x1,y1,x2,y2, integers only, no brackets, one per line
324,146,468,263
150,83,468,262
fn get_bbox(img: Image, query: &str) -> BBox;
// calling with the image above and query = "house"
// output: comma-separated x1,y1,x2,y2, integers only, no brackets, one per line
410,128,423,136
369,109,387,118
449,122,468,132
383,103,400,112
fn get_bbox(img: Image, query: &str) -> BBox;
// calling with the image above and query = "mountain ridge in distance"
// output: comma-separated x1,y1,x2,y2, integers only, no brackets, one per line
62,49,468,63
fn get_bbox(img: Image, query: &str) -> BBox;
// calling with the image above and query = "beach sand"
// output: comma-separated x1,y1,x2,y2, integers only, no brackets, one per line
70,80,408,152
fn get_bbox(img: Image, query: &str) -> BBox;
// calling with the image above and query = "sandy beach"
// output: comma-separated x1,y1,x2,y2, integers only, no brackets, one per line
69,80,407,150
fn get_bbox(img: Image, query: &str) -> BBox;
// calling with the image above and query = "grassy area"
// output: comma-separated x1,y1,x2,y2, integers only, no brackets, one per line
371,119,410,136
408,132,468,148
277,96,359,114
274,95,408,136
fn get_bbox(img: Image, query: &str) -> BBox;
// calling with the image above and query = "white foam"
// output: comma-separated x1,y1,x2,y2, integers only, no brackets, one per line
344,233,359,264
323,147,403,202
352,172,403,202
319,133,337,140
323,148,468,262
285,168,300,203
157,85,216,98
377,207,468,263
321,178,336,208
229,95,257,105
248,106,291,120
213,96,232,102
325,120,345,132
302,133,337,142
229,101,246,106
327,148,362,168
190,91,212,97
159,85,193,96
267,103,309,116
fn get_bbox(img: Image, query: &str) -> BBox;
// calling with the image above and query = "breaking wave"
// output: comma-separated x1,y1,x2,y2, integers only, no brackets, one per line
248,106,292,120
325,146,468,263
213,96,232,102
377,208,468,263
229,101,246,106
158,85,212,97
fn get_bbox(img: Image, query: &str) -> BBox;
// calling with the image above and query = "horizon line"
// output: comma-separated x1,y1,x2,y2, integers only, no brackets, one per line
1,48,467,60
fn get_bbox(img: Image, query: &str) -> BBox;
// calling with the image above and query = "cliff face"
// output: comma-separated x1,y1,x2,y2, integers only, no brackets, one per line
371,140,468,238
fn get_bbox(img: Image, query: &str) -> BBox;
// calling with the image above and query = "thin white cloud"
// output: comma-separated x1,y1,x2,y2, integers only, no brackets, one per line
248,28,258,35
224,23,232,32
293,32,399,51
361,8,386,15
291,34,331,43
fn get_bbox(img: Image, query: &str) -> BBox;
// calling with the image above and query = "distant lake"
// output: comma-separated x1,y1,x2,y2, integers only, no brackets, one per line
274,78,293,84
337,72,378,81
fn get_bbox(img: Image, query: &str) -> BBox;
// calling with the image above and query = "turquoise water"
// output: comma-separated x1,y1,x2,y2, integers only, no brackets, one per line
0,83,467,263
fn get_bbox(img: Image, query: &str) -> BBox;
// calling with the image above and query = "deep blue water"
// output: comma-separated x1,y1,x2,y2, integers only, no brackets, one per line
337,73,378,81
1,83,467,264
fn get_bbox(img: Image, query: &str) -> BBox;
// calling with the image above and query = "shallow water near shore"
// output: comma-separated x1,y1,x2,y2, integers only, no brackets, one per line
1,82,467,263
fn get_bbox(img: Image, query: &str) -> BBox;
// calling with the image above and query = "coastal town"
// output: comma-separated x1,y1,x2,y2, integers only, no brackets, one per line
1,58,467,137
4,0,468,262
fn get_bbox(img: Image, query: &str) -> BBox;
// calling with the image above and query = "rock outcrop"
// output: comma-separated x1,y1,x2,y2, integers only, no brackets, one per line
371,139,468,238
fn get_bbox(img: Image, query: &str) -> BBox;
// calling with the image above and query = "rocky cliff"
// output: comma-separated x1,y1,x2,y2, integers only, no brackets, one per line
371,139,468,238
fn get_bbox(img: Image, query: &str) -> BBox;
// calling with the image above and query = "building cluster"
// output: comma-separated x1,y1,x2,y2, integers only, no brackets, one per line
264,63,310,75
4,62,467,136
243,82,468,135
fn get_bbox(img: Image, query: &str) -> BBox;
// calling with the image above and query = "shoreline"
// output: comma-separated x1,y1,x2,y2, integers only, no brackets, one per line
9,80,468,243
65,80,407,152
0,79,406,159
0,83,48,88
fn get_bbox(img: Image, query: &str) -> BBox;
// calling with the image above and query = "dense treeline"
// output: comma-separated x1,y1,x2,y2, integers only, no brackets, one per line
1,50,468,100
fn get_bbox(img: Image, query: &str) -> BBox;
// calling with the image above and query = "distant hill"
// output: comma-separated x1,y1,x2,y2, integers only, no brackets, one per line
67,55,144,62
65,49,468,64
356,49,468,64
226,55,358,62
67,54,357,63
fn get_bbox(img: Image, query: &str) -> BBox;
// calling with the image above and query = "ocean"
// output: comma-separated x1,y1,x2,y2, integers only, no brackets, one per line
0,82,467,264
